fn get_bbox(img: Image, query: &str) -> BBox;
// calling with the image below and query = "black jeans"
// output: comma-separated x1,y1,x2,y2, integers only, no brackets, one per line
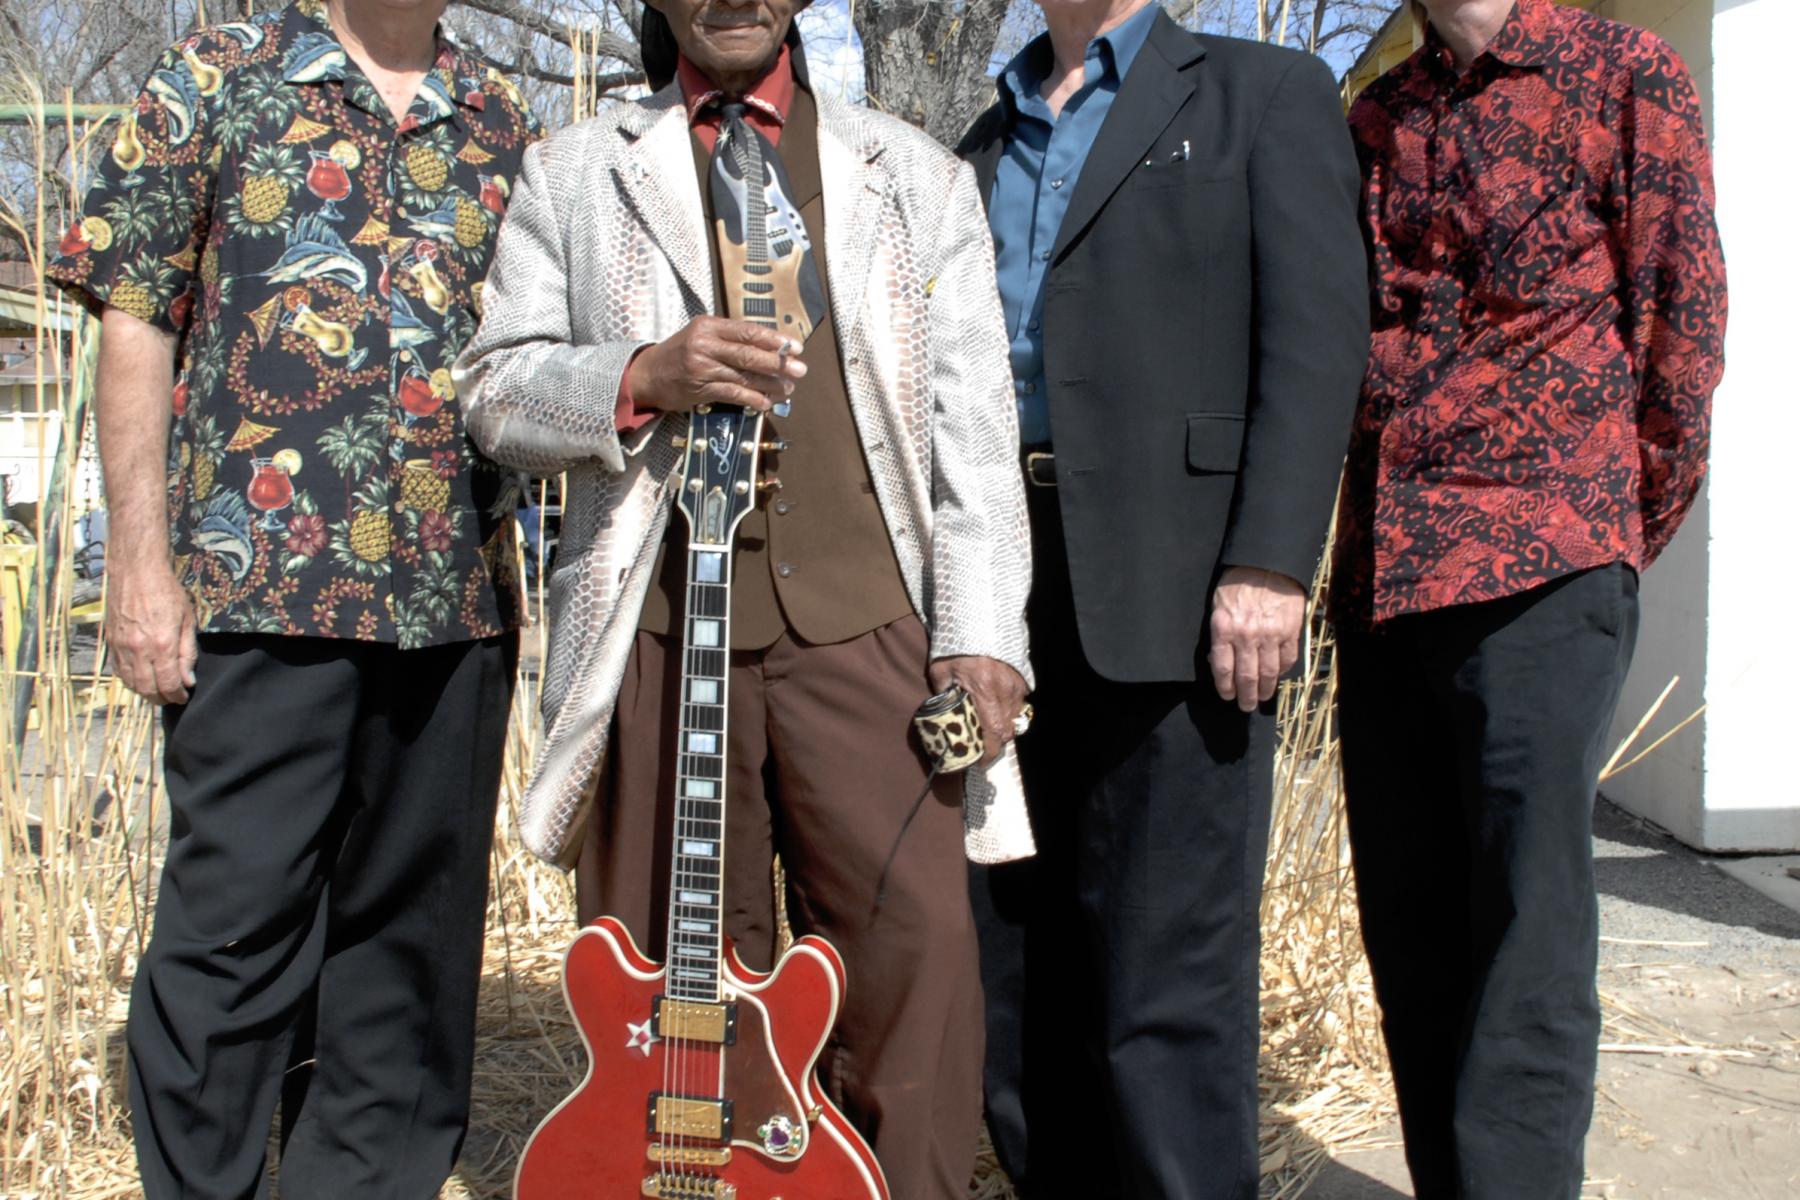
970,488,1274,1200
1337,564,1640,1200
130,632,516,1200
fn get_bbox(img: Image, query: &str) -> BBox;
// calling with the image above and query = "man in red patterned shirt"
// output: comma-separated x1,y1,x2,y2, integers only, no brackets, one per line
1333,0,1726,1196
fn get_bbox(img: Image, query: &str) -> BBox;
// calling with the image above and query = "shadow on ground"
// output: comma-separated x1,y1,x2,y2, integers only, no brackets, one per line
1297,1149,1411,1199
1592,798,1800,955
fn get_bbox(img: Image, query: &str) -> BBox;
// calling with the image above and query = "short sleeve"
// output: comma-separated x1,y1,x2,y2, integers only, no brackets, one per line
46,40,217,332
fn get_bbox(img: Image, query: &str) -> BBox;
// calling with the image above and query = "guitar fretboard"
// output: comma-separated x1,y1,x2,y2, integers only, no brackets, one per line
665,547,732,1002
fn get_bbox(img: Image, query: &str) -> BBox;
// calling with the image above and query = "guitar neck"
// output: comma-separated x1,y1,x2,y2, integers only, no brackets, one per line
736,128,776,326
665,545,733,1002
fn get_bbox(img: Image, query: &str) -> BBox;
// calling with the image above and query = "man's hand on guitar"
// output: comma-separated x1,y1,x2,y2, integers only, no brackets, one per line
929,656,1028,765
628,316,807,414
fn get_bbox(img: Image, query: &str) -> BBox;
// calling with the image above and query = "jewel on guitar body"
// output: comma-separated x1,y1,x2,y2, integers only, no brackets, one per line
514,404,888,1200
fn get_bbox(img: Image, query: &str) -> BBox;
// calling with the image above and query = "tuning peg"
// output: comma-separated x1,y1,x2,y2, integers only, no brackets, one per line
771,401,792,419
760,439,790,453
757,477,784,494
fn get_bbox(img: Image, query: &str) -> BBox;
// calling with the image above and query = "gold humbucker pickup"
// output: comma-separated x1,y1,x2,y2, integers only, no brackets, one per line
653,996,738,1045
648,1093,733,1141
647,1144,732,1168
641,1176,737,1199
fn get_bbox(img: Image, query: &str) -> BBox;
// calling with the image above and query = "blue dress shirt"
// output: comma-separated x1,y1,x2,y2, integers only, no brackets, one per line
988,4,1158,447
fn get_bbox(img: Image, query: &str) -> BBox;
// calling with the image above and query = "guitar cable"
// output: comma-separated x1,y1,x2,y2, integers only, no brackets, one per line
871,765,939,916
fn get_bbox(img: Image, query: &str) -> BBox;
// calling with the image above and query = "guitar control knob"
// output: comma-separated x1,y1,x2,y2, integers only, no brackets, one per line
757,477,784,494
760,439,790,453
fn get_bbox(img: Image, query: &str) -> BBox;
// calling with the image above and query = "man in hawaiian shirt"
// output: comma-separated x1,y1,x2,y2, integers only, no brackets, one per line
48,1,537,1194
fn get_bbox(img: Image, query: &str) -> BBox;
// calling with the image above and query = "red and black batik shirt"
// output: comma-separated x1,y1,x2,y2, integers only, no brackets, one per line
1332,0,1726,626
49,0,540,647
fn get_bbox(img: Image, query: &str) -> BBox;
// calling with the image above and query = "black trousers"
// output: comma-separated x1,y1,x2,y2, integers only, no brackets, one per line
971,487,1274,1199
1337,564,1639,1200
130,632,516,1200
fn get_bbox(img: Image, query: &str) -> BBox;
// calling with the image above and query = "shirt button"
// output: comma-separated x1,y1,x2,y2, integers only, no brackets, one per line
1028,319,1040,332
774,500,791,515
1023,382,1037,395
1050,178,1065,190
1039,250,1052,262
777,562,794,578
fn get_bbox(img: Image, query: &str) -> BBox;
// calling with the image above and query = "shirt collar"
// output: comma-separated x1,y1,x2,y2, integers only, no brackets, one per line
677,43,796,128
997,1,1159,119
278,0,483,124
1424,0,1553,75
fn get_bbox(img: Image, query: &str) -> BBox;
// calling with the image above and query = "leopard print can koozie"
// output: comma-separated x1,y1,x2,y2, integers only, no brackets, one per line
912,686,985,773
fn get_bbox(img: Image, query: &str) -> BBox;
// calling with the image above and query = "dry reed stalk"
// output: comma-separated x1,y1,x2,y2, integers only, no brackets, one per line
0,82,159,1200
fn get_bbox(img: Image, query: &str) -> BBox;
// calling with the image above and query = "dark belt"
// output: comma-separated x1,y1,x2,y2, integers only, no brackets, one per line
1023,449,1056,488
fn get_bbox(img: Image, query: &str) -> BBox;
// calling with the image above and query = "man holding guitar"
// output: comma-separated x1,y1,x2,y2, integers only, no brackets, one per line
455,2,1033,1196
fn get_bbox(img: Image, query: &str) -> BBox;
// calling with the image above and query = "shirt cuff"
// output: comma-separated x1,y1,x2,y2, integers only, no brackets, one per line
615,347,658,435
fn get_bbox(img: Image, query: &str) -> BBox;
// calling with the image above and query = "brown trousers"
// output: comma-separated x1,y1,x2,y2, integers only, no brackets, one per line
576,616,983,1200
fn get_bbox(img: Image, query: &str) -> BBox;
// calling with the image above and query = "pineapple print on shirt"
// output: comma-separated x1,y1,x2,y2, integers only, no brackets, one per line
49,0,541,647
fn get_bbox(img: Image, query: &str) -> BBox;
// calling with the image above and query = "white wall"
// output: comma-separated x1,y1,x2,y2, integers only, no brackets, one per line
1691,0,1800,850
1603,0,1800,851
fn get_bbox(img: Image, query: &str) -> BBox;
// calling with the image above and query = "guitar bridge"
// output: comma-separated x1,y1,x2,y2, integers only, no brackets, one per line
641,1176,737,1199
653,996,737,1045
647,1093,733,1141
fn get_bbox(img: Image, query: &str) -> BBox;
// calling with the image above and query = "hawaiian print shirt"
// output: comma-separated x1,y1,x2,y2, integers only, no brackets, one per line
49,0,540,647
1332,0,1726,626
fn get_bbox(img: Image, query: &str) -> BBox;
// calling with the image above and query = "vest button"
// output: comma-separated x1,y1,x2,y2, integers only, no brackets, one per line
776,562,794,578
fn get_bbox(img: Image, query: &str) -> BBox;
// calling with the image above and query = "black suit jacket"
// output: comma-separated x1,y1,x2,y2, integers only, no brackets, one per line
959,12,1368,683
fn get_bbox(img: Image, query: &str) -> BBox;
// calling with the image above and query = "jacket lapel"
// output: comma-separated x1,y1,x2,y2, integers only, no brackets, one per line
613,88,713,310
1051,12,1204,261
816,95,888,343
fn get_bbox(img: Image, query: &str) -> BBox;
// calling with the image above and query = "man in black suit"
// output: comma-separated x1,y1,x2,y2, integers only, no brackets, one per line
959,2,1367,1194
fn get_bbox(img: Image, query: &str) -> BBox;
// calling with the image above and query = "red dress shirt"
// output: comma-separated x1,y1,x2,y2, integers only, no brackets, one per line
1332,0,1727,626
616,47,797,432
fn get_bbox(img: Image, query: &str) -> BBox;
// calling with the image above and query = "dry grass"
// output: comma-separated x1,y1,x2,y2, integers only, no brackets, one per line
0,74,1402,1200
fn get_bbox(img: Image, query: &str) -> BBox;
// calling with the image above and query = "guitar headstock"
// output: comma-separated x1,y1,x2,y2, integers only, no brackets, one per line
674,406,767,546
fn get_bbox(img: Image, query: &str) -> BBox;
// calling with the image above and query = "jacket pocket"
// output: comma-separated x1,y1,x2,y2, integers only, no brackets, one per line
1186,412,1246,474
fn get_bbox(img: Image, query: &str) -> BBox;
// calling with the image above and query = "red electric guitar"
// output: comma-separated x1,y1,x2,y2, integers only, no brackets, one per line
514,400,889,1200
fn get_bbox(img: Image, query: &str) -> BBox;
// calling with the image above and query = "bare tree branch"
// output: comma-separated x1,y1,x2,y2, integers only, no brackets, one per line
452,0,639,65
462,43,643,95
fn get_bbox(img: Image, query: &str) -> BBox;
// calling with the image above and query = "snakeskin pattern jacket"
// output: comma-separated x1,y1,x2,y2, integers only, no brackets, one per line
454,86,1034,867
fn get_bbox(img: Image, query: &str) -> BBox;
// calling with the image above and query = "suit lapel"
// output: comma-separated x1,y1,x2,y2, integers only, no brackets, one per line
613,89,713,310
1051,12,1204,261
816,95,888,344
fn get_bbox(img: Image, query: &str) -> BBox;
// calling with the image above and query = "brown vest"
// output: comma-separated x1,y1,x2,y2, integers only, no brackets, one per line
638,87,914,648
